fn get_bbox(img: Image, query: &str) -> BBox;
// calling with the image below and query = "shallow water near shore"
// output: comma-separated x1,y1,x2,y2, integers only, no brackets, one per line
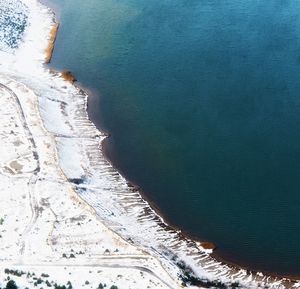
47,0,300,275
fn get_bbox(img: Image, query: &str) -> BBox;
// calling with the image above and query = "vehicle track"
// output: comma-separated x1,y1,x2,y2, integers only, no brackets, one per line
0,260,178,289
0,82,180,289
0,83,40,257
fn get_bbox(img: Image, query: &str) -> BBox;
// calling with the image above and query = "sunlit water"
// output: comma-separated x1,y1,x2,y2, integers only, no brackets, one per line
48,0,300,275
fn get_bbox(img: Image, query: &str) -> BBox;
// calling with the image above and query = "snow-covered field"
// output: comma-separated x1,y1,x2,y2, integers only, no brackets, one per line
0,71,178,289
0,0,299,288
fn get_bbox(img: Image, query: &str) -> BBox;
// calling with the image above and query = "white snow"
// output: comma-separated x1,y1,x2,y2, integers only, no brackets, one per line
0,0,298,288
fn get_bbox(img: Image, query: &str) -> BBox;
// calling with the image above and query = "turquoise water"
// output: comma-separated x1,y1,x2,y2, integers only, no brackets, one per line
48,0,300,275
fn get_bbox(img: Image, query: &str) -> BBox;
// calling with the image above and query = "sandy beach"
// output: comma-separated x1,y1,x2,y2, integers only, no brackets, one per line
0,0,299,288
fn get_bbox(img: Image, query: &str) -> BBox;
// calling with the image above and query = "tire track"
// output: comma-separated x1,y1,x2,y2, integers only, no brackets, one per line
0,83,40,257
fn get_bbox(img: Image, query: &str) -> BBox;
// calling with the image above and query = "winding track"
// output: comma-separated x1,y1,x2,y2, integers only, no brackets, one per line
0,82,179,289
1,261,178,289
0,83,41,257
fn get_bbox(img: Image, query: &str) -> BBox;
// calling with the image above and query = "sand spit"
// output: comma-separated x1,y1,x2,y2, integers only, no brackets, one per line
0,0,300,288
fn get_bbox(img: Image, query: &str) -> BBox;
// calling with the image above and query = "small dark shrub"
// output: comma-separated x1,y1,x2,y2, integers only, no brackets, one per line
6,280,17,289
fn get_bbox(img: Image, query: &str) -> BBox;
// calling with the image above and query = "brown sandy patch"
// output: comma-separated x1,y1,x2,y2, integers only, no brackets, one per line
44,23,59,64
201,242,216,250
61,71,77,83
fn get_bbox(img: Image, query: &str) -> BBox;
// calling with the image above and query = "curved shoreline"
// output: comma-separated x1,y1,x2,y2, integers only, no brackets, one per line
25,0,300,288
102,133,300,281
0,1,183,288
0,72,179,289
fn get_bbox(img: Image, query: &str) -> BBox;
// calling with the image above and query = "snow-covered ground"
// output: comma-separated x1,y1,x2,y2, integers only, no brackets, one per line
0,0,299,288
0,74,180,289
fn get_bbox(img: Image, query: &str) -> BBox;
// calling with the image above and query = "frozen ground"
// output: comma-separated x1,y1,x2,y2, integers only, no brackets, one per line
0,0,299,288
0,75,180,289
0,1,181,288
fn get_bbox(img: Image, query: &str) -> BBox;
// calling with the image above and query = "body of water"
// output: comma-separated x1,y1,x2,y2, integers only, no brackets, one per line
47,0,300,275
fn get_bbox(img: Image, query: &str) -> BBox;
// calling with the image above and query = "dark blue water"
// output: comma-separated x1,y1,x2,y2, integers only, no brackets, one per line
47,0,300,275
